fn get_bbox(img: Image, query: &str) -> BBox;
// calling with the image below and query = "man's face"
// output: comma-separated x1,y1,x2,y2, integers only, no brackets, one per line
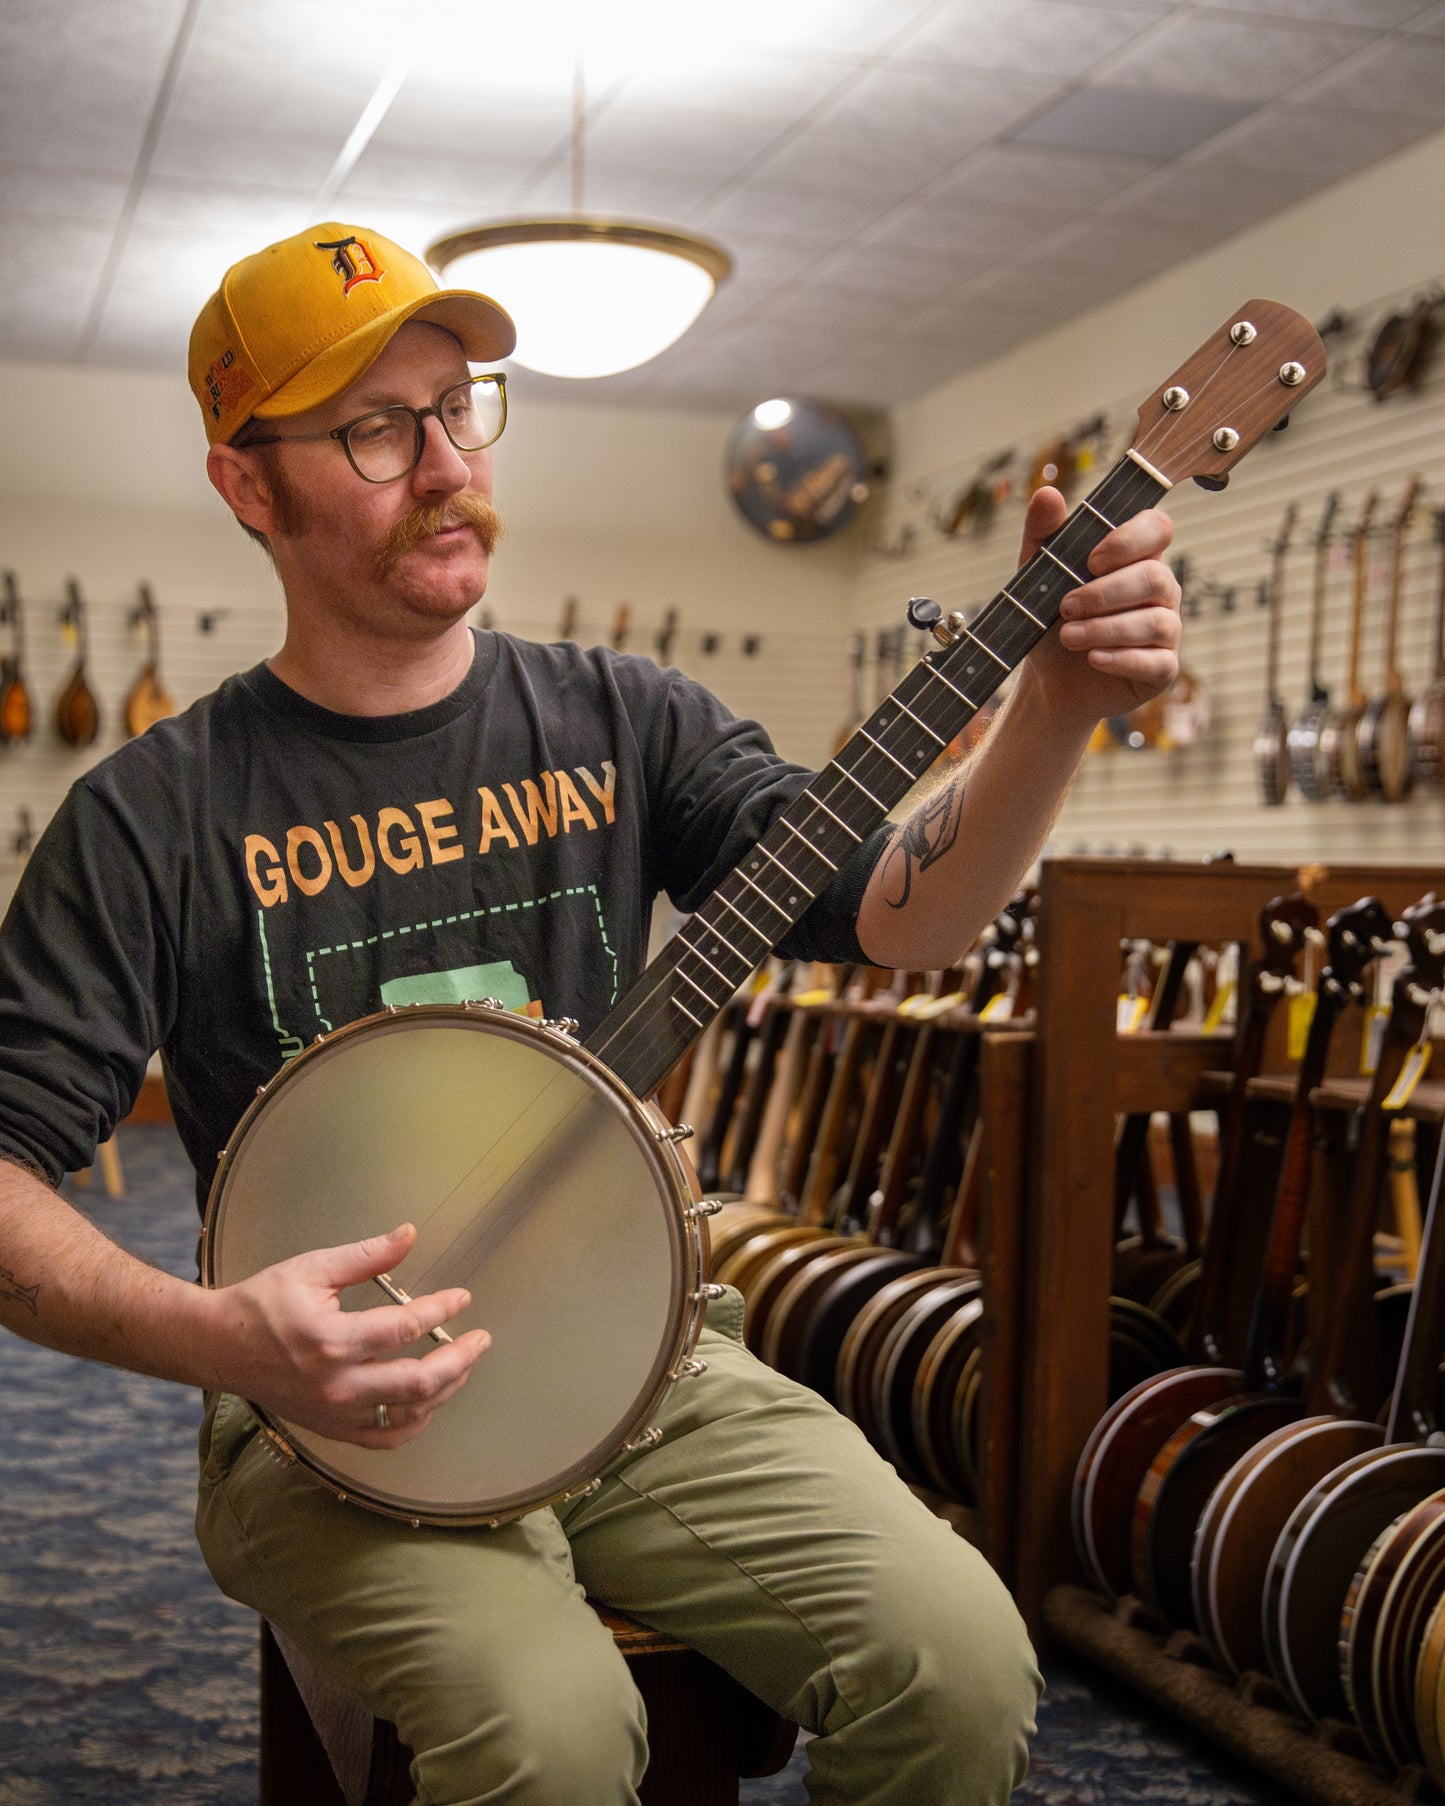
250,321,501,632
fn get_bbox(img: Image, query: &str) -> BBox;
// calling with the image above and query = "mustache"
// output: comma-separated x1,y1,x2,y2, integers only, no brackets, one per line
373,495,504,579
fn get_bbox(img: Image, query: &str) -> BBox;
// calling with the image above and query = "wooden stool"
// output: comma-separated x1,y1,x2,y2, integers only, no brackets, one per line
259,1606,799,1806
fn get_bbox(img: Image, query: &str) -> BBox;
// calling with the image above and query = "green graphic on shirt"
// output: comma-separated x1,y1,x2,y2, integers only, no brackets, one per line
299,884,618,1033
380,961,530,1012
257,907,305,1061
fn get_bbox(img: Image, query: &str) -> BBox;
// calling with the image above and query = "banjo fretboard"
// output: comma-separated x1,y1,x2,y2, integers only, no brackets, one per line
585,454,1168,1097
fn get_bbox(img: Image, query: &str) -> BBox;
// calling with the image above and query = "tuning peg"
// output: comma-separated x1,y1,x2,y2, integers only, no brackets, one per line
1193,473,1230,492
906,596,941,631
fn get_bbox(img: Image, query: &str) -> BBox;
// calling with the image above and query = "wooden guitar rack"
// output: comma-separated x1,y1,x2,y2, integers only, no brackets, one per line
984,857,1445,1804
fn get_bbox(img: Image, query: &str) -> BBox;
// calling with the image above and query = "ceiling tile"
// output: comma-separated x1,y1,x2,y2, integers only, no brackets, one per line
928,145,1158,216
579,107,790,183
0,0,185,169
1190,101,1442,178
147,118,341,194
1093,159,1327,237
721,232,846,285
1404,3,1445,31
806,239,1005,302
1241,0,1425,24
130,179,313,239
0,214,118,358
860,193,1062,260
1010,86,1258,157
1296,33,1445,110
339,143,538,212
975,248,1142,314
699,180,899,241
374,82,574,166
0,166,129,226
607,48,863,119
1093,14,1370,100
897,0,1166,79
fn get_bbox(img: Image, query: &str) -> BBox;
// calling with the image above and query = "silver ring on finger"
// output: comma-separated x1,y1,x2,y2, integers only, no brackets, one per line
374,1402,391,1431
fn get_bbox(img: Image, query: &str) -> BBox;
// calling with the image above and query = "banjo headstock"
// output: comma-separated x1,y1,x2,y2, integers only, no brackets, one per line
1323,896,1395,1003
1130,301,1326,488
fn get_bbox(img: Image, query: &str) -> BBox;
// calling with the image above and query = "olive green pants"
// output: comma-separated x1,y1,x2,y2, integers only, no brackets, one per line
196,1291,1039,1805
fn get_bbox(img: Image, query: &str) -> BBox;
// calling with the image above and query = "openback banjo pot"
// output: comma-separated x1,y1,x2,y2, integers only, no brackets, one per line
202,301,1326,1529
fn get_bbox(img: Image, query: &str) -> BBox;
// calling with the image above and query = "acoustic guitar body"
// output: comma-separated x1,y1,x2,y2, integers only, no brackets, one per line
1131,1392,1306,1626
1071,1364,1243,1603
1192,1414,1382,1680
1266,1443,1445,1724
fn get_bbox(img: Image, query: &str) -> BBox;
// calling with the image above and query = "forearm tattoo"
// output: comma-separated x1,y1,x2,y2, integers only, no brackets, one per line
881,774,966,910
0,1263,39,1316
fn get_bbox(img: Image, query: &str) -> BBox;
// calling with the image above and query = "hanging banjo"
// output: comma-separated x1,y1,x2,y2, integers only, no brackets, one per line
201,300,1326,1528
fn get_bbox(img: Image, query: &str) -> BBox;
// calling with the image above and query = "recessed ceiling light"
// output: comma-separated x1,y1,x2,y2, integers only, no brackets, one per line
1009,88,1257,160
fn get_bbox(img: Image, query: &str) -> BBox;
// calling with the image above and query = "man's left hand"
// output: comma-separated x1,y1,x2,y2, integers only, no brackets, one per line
1019,484,1181,725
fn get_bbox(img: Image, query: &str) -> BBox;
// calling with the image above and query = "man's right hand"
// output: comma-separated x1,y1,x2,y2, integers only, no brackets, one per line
209,1221,489,1447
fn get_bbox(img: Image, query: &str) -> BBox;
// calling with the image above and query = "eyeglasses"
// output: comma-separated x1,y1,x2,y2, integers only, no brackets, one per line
241,373,507,484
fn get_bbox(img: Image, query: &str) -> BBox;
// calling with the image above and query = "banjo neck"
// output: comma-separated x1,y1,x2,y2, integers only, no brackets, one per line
586,301,1326,1099
585,450,1169,1095
1305,492,1337,703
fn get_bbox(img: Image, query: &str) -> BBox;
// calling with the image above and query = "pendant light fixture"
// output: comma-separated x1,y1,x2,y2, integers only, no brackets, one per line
427,68,731,381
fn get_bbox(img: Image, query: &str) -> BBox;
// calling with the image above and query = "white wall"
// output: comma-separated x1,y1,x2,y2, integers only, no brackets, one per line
0,363,859,900
856,126,1445,873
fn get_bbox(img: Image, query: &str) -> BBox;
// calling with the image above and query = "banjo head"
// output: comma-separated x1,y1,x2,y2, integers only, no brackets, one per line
203,1006,703,1526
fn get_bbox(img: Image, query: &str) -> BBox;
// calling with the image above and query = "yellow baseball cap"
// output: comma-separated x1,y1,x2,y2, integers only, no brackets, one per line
188,222,516,445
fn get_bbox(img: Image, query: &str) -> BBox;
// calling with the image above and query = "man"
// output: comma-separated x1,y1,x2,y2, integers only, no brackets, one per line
0,223,1181,1803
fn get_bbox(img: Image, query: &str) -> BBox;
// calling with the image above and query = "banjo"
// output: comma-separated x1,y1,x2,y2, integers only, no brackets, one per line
202,300,1326,1529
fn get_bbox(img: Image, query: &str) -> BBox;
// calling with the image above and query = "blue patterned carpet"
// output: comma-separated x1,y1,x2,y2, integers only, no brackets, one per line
0,1125,1295,1803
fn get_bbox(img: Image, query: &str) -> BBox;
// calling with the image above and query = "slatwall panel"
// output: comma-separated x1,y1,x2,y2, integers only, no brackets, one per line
851,275,1445,870
0,573,850,915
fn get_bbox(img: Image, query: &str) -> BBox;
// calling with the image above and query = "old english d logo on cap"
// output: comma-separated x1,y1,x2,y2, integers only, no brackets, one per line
315,235,385,295
187,221,516,445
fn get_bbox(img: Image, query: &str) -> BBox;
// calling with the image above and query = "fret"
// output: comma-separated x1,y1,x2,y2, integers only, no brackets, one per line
670,992,705,1028
1000,587,1046,631
1080,497,1116,530
735,868,794,921
755,845,817,902
780,819,839,869
1040,543,1088,586
918,661,977,709
957,627,1010,674
832,761,887,809
688,915,752,967
807,793,863,841
676,965,716,1005
679,937,734,989
712,889,776,946
858,726,915,779
892,696,947,744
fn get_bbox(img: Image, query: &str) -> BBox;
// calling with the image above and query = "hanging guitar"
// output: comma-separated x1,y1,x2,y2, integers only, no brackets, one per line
202,300,1327,1528
123,583,178,738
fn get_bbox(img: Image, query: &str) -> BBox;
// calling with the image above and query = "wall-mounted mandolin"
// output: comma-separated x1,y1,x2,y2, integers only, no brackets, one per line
123,583,177,738
53,578,100,749
0,571,33,745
